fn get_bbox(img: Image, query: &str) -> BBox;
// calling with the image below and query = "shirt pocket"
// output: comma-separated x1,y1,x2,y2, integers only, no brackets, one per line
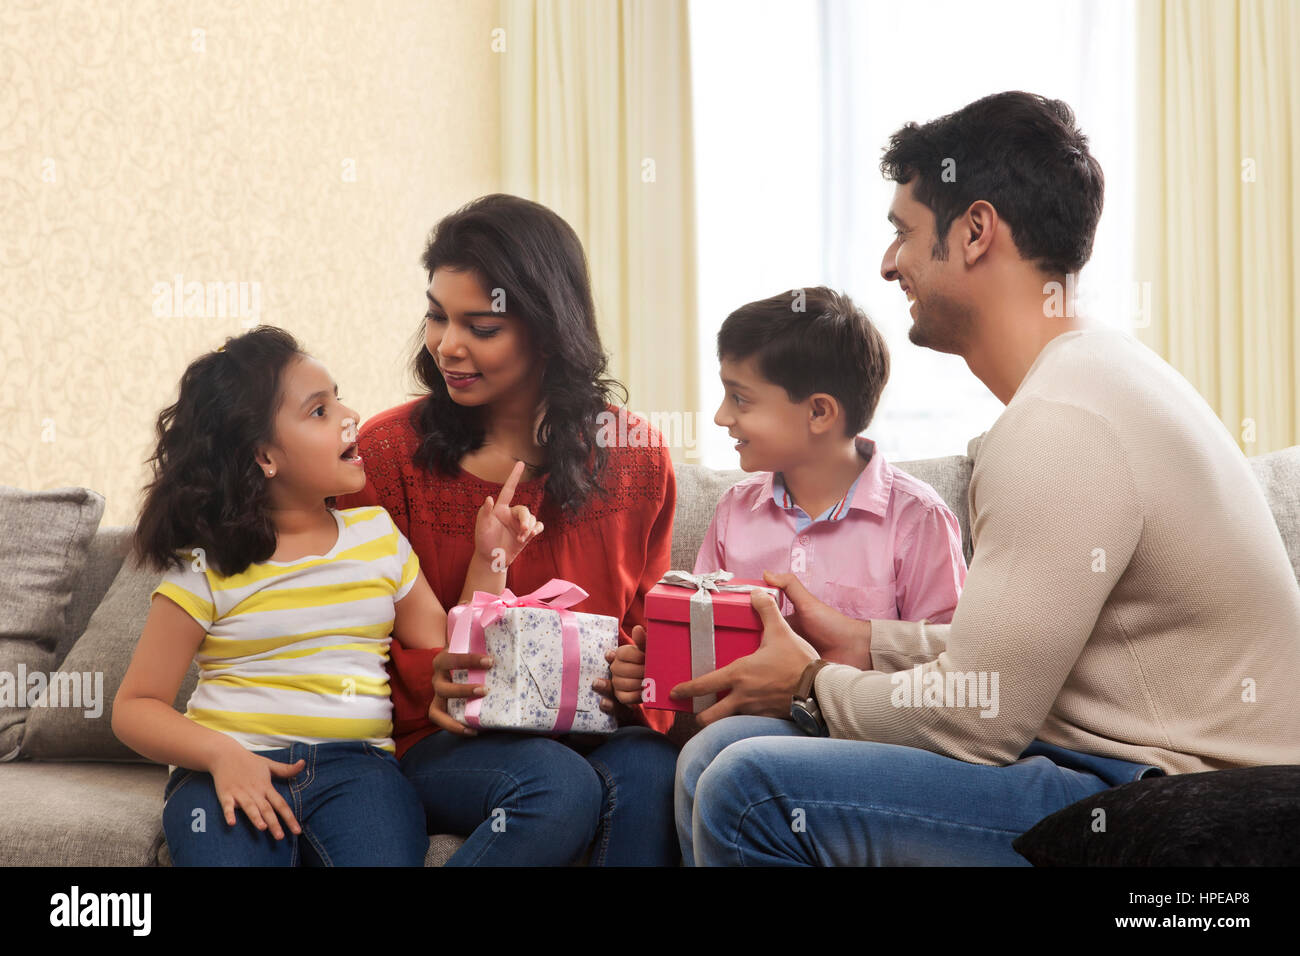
822,582,899,621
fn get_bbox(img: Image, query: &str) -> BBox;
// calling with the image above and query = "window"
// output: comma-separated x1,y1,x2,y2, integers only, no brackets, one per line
690,0,1137,467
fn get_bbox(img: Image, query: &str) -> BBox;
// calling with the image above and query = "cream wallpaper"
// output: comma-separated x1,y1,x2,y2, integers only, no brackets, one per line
0,0,502,526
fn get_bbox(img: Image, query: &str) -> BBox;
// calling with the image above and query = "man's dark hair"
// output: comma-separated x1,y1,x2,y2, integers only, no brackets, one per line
717,287,889,436
880,90,1104,276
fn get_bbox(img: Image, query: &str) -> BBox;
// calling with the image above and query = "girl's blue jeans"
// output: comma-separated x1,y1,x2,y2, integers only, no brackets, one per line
162,740,428,866
399,724,680,866
676,716,1166,866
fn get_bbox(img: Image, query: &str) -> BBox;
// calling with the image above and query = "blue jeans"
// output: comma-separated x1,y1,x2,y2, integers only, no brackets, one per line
675,716,1166,866
162,741,428,866
400,725,680,866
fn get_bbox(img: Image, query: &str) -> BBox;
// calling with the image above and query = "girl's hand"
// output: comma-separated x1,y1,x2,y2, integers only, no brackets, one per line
428,649,493,736
474,460,544,572
208,747,306,839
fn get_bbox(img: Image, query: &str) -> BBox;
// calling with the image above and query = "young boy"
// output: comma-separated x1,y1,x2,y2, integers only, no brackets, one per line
615,286,969,864
696,286,966,631
608,286,967,721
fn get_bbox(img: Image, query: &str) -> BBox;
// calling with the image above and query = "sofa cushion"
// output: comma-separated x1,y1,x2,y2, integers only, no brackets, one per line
21,554,200,761
0,486,105,761
0,761,169,865
1249,444,1300,582
60,526,132,666
671,463,746,571
1012,764,1300,866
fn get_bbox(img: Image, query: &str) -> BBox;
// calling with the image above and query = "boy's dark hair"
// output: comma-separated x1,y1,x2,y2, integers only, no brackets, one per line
718,287,889,436
133,326,309,577
880,90,1104,277
410,193,628,514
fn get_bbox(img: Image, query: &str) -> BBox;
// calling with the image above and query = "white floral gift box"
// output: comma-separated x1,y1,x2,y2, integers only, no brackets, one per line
447,580,618,735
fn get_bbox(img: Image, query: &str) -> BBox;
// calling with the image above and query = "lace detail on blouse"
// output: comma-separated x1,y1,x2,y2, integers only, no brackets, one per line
353,400,669,536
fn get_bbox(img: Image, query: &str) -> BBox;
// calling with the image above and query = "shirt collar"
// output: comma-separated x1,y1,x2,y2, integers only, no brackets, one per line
755,436,893,519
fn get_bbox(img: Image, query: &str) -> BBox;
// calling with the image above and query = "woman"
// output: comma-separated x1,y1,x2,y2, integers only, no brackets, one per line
336,193,679,865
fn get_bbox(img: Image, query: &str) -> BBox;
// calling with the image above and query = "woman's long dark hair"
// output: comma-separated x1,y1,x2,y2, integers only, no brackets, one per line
409,193,627,513
132,326,309,577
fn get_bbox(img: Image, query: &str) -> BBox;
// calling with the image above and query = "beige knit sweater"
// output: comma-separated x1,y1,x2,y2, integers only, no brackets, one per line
816,328,1300,774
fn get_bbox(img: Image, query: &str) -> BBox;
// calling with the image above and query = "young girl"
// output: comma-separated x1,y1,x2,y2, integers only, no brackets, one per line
112,326,541,866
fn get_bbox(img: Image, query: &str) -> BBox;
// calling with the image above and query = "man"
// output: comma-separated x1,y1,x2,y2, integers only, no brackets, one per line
665,90,1300,866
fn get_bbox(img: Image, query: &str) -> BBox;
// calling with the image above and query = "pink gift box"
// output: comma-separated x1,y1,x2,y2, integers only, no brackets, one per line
642,577,777,712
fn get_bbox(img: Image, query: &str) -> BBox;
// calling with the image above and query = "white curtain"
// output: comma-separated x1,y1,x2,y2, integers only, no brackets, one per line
1137,0,1299,454
499,0,699,443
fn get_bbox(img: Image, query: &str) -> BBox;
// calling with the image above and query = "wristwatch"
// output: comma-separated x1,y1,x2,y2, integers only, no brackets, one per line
790,659,832,736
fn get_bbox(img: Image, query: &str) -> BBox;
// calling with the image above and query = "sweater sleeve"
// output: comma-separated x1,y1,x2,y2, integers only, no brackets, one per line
816,400,1145,765
868,620,952,673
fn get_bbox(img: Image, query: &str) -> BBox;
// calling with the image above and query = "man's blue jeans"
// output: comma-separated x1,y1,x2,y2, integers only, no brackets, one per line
400,725,680,866
162,740,429,866
676,716,1166,866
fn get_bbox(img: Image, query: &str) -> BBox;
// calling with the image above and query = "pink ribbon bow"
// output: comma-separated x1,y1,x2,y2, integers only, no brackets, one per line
448,579,590,734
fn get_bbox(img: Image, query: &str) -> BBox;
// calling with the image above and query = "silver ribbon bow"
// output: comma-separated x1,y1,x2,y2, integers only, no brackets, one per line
657,570,779,713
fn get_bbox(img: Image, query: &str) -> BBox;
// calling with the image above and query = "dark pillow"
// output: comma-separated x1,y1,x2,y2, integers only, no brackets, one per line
1013,765,1300,866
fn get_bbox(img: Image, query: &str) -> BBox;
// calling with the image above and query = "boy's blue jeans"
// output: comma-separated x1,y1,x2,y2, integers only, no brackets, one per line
162,741,428,866
676,716,1166,866
400,725,680,866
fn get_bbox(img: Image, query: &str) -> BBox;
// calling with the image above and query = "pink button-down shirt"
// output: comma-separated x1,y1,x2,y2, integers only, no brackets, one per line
694,437,967,623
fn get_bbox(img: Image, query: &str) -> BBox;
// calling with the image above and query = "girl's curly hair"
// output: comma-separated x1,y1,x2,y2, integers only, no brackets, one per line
408,193,628,514
132,326,310,577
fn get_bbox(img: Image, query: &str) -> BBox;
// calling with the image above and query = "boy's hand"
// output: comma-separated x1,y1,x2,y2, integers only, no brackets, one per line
208,747,305,839
762,571,873,670
474,460,544,571
595,625,648,707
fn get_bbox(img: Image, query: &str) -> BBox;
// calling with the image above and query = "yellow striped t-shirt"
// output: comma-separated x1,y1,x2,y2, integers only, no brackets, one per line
152,506,420,754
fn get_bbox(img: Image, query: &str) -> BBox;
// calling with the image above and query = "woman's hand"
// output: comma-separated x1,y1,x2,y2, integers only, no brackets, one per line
207,747,306,839
474,460,544,572
427,649,493,736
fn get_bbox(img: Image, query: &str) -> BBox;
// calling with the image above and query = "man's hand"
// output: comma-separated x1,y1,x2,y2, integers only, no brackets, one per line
669,589,818,726
763,571,873,670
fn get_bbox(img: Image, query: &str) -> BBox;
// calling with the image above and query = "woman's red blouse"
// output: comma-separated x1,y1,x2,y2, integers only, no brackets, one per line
334,399,677,757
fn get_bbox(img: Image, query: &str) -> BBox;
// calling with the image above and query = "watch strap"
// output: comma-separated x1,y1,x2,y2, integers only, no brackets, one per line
795,659,832,701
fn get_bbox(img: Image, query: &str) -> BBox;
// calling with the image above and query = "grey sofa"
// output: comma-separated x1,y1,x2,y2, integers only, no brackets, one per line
2,436,1297,866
